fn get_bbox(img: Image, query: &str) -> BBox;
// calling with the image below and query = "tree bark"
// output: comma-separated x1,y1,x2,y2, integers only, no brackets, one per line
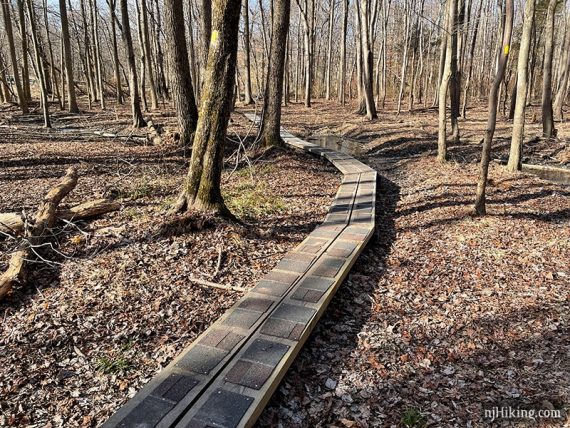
461,0,483,118
107,0,123,104
356,0,378,120
325,0,335,100
507,0,536,172
2,1,29,113
174,0,242,216
437,0,456,162
119,0,146,127
17,0,31,102
25,0,50,127
164,0,199,145
260,0,291,147
242,1,254,105
140,0,159,109
449,0,460,142
295,0,313,107
338,0,349,105
474,0,514,216
201,0,212,69
553,15,570,119
60,0,79,112
91,0,105,108
541,0,557,138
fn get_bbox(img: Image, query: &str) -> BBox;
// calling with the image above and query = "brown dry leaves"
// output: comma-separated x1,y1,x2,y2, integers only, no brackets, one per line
257,103,569,427
0,106,339,427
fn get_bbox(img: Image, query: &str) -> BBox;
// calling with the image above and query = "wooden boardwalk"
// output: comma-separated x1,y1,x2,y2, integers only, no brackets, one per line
103,114,377,428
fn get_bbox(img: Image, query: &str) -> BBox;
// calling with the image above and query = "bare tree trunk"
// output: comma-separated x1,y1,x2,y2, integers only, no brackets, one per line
507,0,535,172
449,0,461,143
0,53,10,102
91,0,106,109
175,0,242,216
41,0,61,106
80,0,95,108
164,0,199,145
325,0,335,100
381,0,390,109
2,1,28,113
553,14,570,119
397,0,413,114
201,0,212,68
356,0,377,120
338,0,349,105
461,0,483,118
542,0,557,138
437,0,456,162
260,0,291,147
242,1,254,105
17,0,31,102
140,0,158,109
25,0,50,127
295,0,312,107
60,0,79,112
120,0,146,127
107,0,123,104
433,0,448,108
474,0,513,216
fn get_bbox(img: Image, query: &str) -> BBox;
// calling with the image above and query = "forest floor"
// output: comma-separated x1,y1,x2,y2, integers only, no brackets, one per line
0,102,339,426
257,101,570,427
0,100,569,427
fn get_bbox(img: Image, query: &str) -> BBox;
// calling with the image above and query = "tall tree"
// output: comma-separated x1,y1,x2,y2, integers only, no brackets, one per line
355,0,378,120
2,0,28,113
507,0,535,172
259,0,291,147
474,0,514,216
437,0,456,162
201,0,212,68
91,0,105,109
17,0,31,102
541,0,558,137
553,17,570,119
164,0,199,145
25,0,50,127
449,0,461,142
461,0,483,118
60,0,79,112
338,0,349,105
139,0,159,109
120,0,146,127
242,1,254,105
324,0,335,100
173,0,242,215
295,0,313,107
107,0,123,104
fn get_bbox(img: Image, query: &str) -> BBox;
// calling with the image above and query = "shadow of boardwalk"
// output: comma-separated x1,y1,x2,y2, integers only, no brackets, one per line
257,151,570,427
257,173,400,427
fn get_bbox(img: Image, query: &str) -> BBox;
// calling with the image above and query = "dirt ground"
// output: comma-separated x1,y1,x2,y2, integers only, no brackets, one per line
257,101,570,427
1,99,569,427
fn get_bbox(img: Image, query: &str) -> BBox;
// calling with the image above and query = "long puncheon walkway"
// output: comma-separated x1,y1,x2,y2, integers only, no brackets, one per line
103,113,377,428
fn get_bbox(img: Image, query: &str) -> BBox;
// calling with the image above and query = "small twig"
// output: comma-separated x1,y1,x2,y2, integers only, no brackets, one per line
188,276,246,293
213,245,223,279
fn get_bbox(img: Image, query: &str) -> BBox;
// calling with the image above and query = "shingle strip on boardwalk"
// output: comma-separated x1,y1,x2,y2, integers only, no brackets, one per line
103,114,376,428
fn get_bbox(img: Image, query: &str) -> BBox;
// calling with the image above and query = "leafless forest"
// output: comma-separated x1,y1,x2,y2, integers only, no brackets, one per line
0,0,569,426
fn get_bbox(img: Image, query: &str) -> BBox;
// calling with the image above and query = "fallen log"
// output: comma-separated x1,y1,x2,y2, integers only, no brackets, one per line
0,199,120,236
0,167,78,300
0,213,24,235
57,199,121,220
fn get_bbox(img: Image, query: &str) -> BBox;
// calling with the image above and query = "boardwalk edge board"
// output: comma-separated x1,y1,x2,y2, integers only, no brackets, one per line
103,113,377,428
